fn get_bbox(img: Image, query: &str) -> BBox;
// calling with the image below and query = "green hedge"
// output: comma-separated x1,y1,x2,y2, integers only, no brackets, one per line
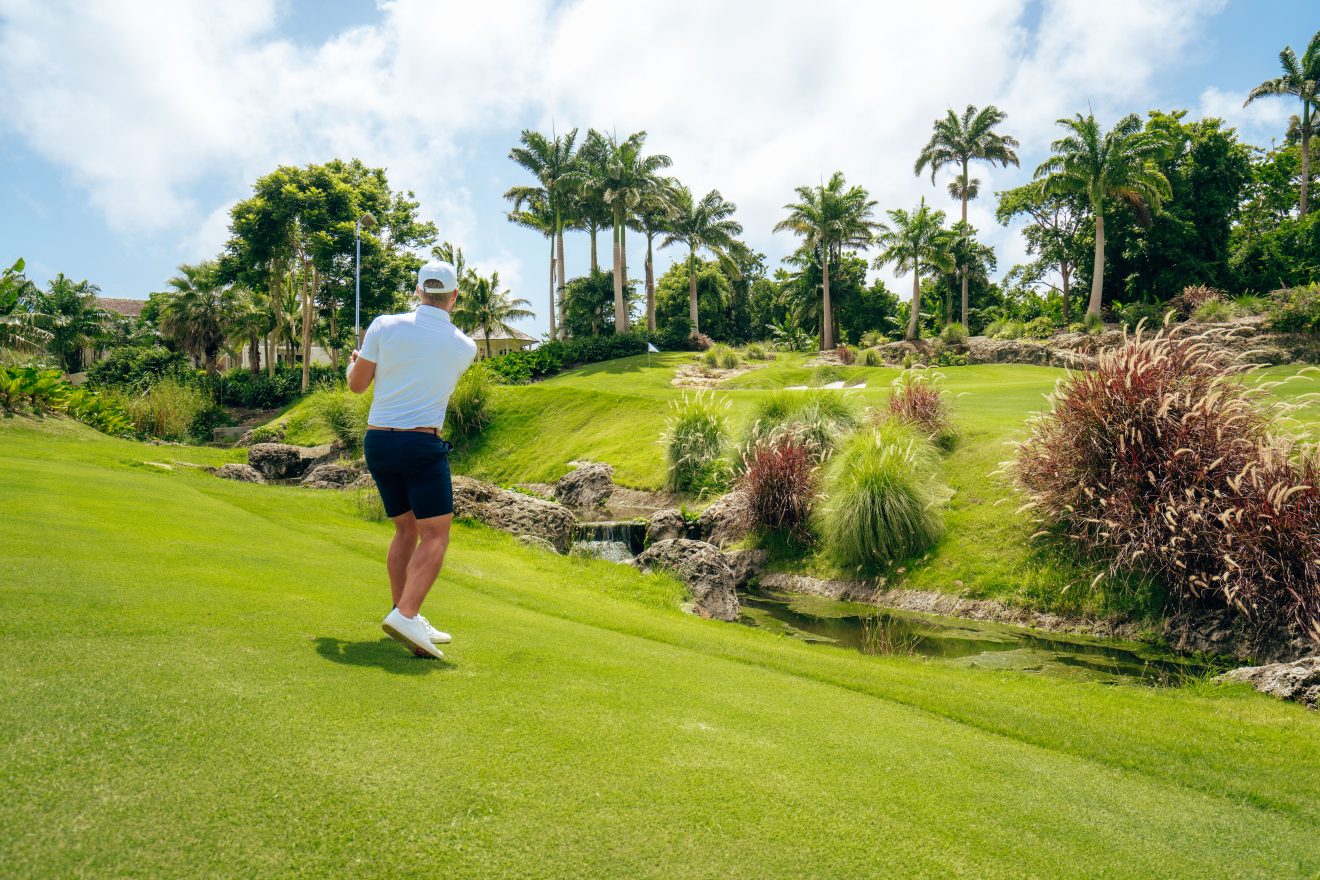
214,365,341,408
483,328,698,385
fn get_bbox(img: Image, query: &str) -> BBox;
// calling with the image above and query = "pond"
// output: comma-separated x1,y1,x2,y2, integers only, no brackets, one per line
739,586,1223,686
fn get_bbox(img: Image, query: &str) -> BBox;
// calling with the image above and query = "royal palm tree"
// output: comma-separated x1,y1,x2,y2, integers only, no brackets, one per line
1034,113,1172,318
505,128,579,339
158,261,230,373
945,221,996,327
915,105,1018,331
506,195,559,335
661,187,743,337
774,171,878,350
597,131,672,333
451,270,535,359
873,199,955,341
1244,30,1320,215
431,241,468,285
631,176,680,332
573,130,614,274
18,273,108,373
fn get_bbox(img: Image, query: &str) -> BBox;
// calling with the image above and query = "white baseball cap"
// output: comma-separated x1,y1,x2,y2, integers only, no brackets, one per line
417,260,458,295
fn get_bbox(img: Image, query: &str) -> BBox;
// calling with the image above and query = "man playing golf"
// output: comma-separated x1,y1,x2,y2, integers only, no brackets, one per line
347,260,477,659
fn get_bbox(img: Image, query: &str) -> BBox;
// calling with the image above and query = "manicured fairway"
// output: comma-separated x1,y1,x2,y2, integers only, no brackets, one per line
2,419,1318,878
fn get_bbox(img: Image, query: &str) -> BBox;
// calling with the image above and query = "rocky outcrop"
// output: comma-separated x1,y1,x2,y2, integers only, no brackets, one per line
647,508,688,543
1161,609,1312,665
633,538,739,622
300,462,365,490
452,475,576,553
247,442,338,481
554,462,615,512
214,463,265,484
697,490,748,548
1219,657,1320,709
725,548,768,588
515,534,558,553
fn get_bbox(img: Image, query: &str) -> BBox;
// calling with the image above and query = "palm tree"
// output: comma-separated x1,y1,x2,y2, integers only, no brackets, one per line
506,196,559,335
597,131,672,334
945,221,996,327
915,105,1018,331
574,130,614,274
774,171,878,350
158,261,230,373
1244,30,1320,215
431,241,468,284
661,187,743,337
873,198,955,341
224,287,270,375
505,127,579,339
451,270,535,359
18,274,108,373
631,176,680,332
1034,113,1172,318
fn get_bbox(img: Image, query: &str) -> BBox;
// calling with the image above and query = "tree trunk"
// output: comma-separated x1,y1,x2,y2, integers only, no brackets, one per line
329,308,339,370
590,223,599,273
906,270,921,341
1087,214,1105,318
820,254,833,351
960,270,969,327
688,250,699,335
612,215,626,334
619,224,629,334
267,261,280,377
249,338,261,375
485,331,493,359
555,224,567,338
301,265,314,392
961,159,969,223
1301,123,1311,216
1060,261,1071,325
547,235,557,340
645,233,656,332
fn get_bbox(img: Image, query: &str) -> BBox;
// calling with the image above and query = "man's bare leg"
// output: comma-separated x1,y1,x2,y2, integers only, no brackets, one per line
395,514,452,618
387,511,419,608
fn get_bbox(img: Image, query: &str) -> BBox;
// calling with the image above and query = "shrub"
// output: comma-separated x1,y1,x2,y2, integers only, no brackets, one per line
737,427,819,537
859,330,888,348
930,349,969,368
85,346,194,392
989,320,1024,340
1009,325,1320,638
1067,322,1087,333
859,347,884,367
939,322,968,345
446,362,494,439
885,369,957,450
1190,299,1236,323
111,378,219,442
737,391,858,467
662,391,727,493
248,424,283,444
745,342,771,361
1083,311,1105,335
1232,295,1269,316
835,345,856,365
1170,284,1223,318
702,343,739,370
63,387,135,436
1111,301,1173,331
1265,283,1320,333
819,421,949,570
1022,317,1055,339
308,386,371,452
216,365,339,409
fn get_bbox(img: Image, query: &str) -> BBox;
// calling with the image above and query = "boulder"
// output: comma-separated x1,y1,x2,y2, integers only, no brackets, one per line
1218,656,1320,709
452,475,576,553
647,508,688,543
214,463,265,484
247,442,337,481
697,490,749,548
725,548,769,588
554,462,615,512
633,538,739,622
300,462,365,490
515,534,558,553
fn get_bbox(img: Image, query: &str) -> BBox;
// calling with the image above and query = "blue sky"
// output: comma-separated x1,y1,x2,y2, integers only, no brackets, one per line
0,0,1312,338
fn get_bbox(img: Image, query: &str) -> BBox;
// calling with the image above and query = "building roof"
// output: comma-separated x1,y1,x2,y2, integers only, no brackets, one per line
472,326,537,343
96,297,147,318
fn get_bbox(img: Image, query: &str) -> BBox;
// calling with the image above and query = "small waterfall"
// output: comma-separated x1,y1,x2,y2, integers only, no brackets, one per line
570,520,647,563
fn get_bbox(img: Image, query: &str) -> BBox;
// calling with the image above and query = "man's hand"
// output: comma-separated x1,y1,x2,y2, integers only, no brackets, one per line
349,349,360,365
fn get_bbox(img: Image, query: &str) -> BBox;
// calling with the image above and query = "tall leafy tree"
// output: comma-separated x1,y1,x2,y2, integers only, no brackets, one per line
915,105,1019,328
597,131,672,334
773,171,878,350
631,176,680,332
1034,113,1171,317
451,270,535,359
1244,30,1320,215
16,273,107,372
505,128,579,339
873,198,955,341
661,187,743,337
943,221,997,326
573,130,615,274
996,182,1088,324
158,261,230,373
224,287,271,375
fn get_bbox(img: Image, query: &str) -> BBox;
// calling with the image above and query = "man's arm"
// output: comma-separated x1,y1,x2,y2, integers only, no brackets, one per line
347,350,375,394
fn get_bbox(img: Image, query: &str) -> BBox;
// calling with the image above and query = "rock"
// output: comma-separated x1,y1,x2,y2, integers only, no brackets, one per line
554,462,615,512
452,475,576,553
300,462,365,490
1218,656,1320,708
214,463,265,484
633,538,740,622
647,508,688,543
515,534,558,553
247,442,337,481
725,548,769,587
349,473,377,491
697,490,749,548
211,426,250,443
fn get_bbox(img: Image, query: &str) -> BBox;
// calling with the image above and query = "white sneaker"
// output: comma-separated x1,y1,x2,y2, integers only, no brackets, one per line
416,614,452,644
381,608,444,659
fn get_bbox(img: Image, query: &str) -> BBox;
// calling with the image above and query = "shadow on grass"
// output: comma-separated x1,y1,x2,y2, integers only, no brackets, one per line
313,636,450,675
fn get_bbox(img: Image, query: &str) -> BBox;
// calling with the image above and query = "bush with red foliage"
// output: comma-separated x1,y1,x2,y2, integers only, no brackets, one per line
1010,325,1320,640
835,345,856,366
1168,283,1223,318
885,369,957,449
738,429,819,537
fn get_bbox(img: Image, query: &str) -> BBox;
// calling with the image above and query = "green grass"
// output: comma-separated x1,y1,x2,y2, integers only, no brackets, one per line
2,417,1320,878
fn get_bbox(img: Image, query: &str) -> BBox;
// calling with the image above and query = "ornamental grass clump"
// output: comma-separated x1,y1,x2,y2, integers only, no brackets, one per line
820,421,950,570
663,391,728,493
939,322,968,345
737,390,858,468
1170,283,1223,319
860,347,884,367
884,368,957,450
1009,325,1320,640
702,343,739,370
309,386,371,452
737,426,819,537
446,362,494,439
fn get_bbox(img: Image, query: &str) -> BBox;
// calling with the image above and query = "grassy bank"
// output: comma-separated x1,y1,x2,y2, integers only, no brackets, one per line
1,418,1319,878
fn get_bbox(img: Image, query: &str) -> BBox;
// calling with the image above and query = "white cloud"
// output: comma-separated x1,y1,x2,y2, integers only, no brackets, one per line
0,0,1232,333
1199,85,1295,146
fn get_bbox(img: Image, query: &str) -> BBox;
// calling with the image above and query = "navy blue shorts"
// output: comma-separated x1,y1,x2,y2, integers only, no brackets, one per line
363,430,454,520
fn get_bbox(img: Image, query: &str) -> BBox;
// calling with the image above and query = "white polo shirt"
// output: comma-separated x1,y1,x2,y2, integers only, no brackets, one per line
358,305,477,429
